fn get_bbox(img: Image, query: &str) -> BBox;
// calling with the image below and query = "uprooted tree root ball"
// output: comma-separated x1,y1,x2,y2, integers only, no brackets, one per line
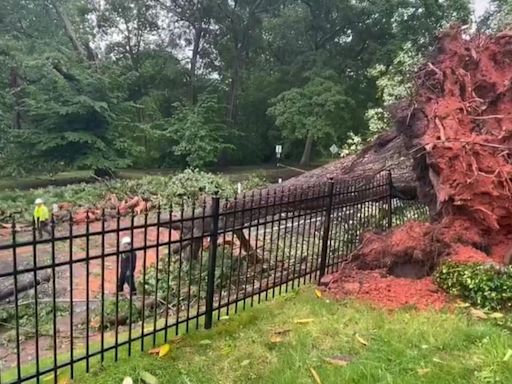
353,217,486,277
326,26,512,308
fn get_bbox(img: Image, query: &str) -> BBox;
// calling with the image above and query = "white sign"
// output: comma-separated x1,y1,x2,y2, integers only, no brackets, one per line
329,144,339,154
275,145,282,155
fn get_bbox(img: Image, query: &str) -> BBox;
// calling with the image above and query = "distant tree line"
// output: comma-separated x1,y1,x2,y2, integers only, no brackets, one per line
0,0,481,176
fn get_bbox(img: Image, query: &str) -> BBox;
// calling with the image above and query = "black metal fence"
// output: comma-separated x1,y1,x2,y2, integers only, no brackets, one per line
0,173,428,383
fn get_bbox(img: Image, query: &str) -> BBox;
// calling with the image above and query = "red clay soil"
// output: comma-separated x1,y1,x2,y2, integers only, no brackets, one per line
401,26,512,245
327,27,512,309
326,267,448,311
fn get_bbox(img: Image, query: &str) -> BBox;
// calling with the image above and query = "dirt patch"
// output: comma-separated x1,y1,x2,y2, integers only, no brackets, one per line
352,216,487,274
327,266,448,311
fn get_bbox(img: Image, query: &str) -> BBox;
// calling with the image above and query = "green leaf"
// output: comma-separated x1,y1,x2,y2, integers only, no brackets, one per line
140,371,158,384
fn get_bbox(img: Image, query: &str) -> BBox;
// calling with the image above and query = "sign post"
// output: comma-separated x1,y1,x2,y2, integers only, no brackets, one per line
275,144,282,167
329,144,339,158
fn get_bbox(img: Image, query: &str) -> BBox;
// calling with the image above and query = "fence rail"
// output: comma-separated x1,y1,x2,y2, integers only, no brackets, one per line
0,172,428,383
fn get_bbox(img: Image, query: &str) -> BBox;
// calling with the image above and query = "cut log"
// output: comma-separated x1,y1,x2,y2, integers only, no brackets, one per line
0,271,52,302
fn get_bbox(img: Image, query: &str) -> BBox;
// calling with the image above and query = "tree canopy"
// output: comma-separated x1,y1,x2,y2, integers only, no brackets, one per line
0,0,476,175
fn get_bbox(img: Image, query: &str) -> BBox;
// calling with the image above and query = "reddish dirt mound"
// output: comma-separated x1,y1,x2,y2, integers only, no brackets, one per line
353,216,487,274
326,267,448,311
327,26,512,309
450,244,491,264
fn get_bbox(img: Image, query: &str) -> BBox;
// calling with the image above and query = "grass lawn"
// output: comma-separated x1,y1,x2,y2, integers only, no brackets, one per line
0,171,95,190
73,287,512,384
0,160,330,191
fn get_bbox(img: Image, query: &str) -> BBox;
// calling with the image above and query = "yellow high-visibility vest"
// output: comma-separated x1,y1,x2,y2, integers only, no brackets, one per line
34,205,50,222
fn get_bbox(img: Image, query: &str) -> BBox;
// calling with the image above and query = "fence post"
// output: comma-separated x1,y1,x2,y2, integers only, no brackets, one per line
319,178,334,281
205,195,221,330
387,171,393,229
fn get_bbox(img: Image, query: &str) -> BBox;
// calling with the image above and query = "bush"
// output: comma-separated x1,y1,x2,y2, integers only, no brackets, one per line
91,298,143,331
0,301,69,344
138,247,241,307
434,262,512,310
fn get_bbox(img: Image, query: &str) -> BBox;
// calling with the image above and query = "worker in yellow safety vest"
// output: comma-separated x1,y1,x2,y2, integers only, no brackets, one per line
33,198,52,239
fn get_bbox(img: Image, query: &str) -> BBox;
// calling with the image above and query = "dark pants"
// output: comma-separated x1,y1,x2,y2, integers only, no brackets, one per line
37,220,52,239
118,252,137,294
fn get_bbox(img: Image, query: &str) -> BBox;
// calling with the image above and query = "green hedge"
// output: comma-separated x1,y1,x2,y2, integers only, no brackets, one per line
435,262,512,310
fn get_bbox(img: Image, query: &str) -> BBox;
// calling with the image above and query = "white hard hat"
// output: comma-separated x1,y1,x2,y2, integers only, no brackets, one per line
121,236,131,245
35,198,44,205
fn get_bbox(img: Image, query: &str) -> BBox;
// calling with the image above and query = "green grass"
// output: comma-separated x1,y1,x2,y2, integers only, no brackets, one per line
0,171,95,191
0,160,330,191
66,287,512,384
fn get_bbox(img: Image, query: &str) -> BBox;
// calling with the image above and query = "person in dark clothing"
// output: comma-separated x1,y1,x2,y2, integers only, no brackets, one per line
118,236,137,295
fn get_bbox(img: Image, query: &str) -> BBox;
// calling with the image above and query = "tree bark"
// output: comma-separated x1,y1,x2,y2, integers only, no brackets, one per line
0,271,52,302
286,129,416,198
227,55,240,124
300,133,314,166
167,128,418,260
9,67,21,130
190,25,203,105
50,0,88,61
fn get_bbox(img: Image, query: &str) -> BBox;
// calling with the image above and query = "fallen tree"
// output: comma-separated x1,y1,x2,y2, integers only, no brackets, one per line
327,26,512,282
168,128,418,261
280,129,416,198
174,26,512,271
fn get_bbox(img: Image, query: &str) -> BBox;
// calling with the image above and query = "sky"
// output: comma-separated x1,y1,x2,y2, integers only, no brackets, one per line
474,0,491,18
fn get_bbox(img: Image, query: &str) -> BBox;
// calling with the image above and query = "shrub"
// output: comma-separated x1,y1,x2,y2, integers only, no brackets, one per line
138,247,241,307
0,301,69,344
434,262,512,310
91,297,143,331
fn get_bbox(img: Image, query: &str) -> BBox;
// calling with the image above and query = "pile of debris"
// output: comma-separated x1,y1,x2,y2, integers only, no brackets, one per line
67,194,151,224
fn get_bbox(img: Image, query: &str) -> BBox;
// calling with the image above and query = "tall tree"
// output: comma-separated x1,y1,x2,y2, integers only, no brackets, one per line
94,0,160,71
262,0,471,165
50,0,89,60
214,0,277,124
268,76,354,165
0,0,474,175
159,0,215,104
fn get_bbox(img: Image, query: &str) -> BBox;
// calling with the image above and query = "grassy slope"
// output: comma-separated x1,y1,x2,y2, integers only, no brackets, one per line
74,288,512,384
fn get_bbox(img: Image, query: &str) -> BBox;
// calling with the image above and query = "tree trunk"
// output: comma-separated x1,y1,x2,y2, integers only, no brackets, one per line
300,133,314,166
190,26,203,105
227,60,240,124
0,271,52,302
50,0,88,61
287,129,416,198
9,67,21,130
167,128,418,260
